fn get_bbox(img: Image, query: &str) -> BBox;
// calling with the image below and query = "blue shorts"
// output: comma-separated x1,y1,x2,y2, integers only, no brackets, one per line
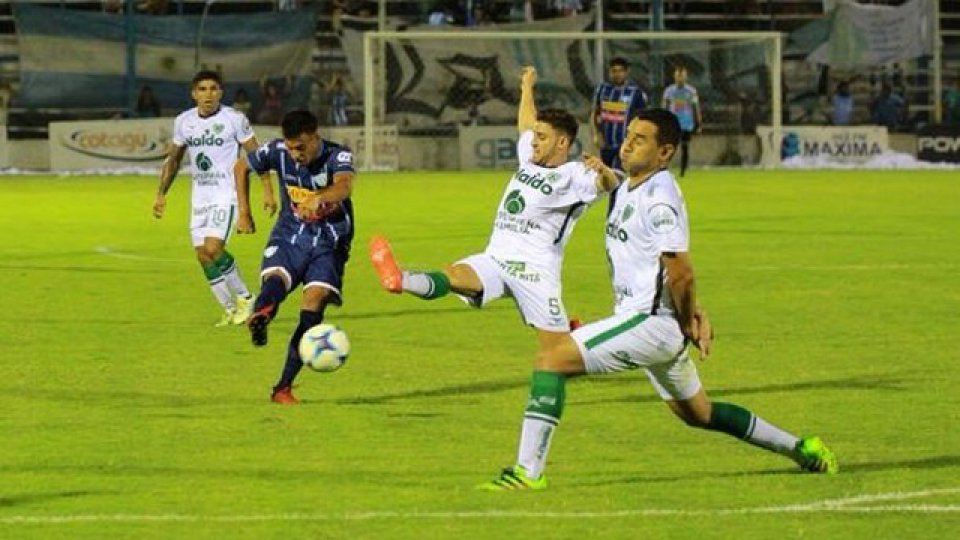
260,221,352,305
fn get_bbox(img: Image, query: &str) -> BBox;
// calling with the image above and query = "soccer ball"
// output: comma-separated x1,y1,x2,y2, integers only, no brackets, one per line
298,324,350,372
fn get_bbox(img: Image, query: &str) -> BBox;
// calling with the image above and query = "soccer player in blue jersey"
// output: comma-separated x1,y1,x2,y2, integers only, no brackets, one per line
591,57,648,169
235,110,355,405
662,64,702,177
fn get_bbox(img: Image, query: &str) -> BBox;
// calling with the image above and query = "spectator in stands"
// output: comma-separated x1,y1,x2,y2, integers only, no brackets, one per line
257,75,292,126
943,77,960,125
662,64,702,177
553,0,581,17
278,0,301,10
428,4,454,25
232,88,253,120
137,0,169,15
135,85,162,118
102,0,123,13
324,74,350,126
508,0,534,22
871,81,905,131
831,80,853,126
591,57,648,170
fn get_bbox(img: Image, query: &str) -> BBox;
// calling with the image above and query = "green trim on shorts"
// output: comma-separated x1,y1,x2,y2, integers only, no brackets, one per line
584,312,649,350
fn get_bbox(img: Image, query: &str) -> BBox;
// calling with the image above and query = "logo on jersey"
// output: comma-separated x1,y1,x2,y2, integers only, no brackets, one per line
195,152,213,172
336,151,353,164
513,170,554,195
264,246,279,258
503,190,526,214
212,123,225,135
649,203,680,234
184,129,225,147
606,204,633,242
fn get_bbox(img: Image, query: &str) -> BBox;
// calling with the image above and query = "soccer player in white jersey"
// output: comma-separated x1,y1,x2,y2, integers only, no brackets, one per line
478,109,838,490
369,65,618,375
152,70,276,326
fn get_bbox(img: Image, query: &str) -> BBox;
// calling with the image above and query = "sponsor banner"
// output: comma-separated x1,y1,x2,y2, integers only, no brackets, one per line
13,4,315,109
808,0,936,69
50,118,172,170
458,125,586,170
50,119,399,171
756,125,889,166
916,124,960,163
254,125,400,171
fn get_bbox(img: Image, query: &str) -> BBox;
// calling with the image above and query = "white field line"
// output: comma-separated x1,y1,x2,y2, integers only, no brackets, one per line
2,487,958,525
93,246,190,264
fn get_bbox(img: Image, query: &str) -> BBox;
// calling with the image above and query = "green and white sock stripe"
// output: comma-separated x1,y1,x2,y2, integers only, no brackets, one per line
523,411,559,427
214,251,236,274
202,261,224,281
583,312,649,350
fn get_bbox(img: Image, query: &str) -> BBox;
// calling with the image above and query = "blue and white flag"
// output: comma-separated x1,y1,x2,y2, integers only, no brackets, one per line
13,4,316,109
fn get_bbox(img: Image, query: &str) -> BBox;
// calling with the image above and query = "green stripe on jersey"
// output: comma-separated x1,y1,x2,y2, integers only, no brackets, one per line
584,312,649,350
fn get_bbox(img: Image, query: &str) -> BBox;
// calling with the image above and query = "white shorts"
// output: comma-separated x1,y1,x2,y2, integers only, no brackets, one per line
189,200,237,247
456,253,568,332
571,311,702,401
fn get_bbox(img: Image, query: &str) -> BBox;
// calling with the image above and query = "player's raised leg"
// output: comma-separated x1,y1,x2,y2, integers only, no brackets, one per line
247,269,289,347
369,235,484,300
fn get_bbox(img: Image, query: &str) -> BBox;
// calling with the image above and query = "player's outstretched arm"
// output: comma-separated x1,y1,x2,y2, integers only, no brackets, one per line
517,66,537,133
153,143,185,219
234,158,256,234
582,152,620,192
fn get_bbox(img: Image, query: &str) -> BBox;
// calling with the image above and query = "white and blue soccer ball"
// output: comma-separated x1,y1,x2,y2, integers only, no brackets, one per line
298,324,350,372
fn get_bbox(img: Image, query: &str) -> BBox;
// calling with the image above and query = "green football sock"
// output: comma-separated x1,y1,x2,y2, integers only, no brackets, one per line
516,370,566,479
707,401,799,454
401,271,450,299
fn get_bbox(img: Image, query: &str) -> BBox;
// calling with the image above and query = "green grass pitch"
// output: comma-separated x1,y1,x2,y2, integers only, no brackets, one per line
1,169,958,539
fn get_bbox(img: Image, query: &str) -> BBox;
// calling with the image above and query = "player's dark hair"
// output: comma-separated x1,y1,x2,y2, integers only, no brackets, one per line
192,70,222,88
609,57,630,69
636,109,681,149
537,108,578,142
281,110,319,138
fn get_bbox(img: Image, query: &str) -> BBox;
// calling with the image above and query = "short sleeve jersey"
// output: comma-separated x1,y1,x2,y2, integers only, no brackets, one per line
172,105,254,204
246,138,354,236
484,130,600,268
662,84,700,132
605,169,689,316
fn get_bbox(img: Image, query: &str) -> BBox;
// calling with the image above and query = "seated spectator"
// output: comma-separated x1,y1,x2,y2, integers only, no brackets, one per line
256,75,291,126
554,0,581,17
231,88,253,119
277,0,301,11
135,85,162,118
871,82,905,131
831,81,853,125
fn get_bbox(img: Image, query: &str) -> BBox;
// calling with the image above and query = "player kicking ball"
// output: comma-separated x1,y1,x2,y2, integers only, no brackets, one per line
370,65,618,404
477,109,837,490
235,110,355,405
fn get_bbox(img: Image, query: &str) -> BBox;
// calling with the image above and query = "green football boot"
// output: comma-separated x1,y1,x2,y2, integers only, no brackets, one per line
477,466,548,491
795,436,838,474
